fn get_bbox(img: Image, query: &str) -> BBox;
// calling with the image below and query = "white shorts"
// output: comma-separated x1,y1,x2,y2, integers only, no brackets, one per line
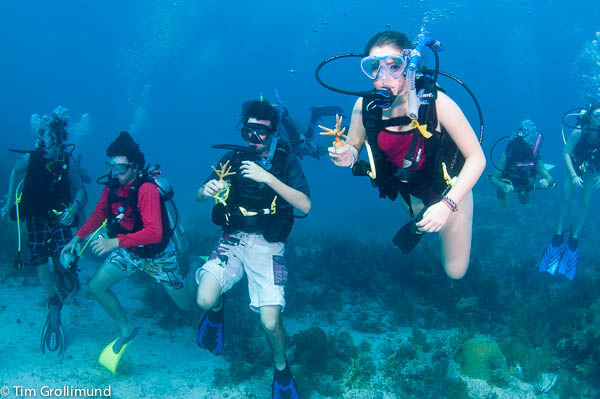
196,232,287,311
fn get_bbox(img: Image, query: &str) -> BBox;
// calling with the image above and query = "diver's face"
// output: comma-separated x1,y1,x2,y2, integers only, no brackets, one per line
41,131,58,152
107,156,137,185
245,118,273,152
369,44,407,97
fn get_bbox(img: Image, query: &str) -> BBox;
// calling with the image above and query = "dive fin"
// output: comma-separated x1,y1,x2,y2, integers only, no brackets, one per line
41,296,65,356
558,238,578,280
98,329,137,374
540,236,563,275
392,208,426,254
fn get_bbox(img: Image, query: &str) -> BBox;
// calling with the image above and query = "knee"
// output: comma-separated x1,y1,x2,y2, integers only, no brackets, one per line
196,292,219,311
444,260,469,280
260,313,281,335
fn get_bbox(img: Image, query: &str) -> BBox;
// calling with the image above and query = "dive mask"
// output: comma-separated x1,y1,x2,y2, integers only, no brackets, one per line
105,161,133,175
242,123,274,145
360,53,409,80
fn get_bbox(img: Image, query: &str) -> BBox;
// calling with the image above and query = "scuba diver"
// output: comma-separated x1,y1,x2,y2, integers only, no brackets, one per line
279,104,345,159
61,131,195,373
488,120,555,206
317,30,485,279
195,99,310,399
540,102,600,280
0,107,86,356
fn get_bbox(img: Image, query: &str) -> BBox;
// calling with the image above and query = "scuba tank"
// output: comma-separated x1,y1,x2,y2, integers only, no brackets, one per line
147,165,190,256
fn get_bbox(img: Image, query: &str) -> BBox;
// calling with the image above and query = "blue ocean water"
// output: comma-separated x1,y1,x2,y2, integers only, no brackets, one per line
1,1,600,398
1,1,598,228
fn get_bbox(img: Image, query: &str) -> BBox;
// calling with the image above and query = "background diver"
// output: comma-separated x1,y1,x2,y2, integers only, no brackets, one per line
62,131,197,373
1,107,86,356
196,98,310,399
540,102,600,280
277,103,345,159
326,30,486,279
488,119,555,206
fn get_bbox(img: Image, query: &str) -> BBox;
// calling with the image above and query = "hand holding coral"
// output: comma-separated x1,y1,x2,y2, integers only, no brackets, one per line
328,144,357,167
203,179,228,197
319,114,348,150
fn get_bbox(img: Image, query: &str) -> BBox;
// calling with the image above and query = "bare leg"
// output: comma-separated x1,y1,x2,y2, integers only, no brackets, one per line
196,271,222,312
37,262,57,299
573,174,597,238
556,175,574,235
88,261,131,337
260,305,286,370
439,191,474,279
163,265,202,312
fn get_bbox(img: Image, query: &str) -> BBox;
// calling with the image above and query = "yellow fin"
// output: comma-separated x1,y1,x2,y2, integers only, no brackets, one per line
98,337,131,375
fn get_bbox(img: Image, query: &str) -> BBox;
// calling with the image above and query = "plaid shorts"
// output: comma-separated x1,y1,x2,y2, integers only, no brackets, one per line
107,241,184,289
26,215,74,266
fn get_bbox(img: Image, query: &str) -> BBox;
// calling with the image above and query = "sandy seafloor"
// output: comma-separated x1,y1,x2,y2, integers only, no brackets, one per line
0,252,566,399
1,188,598,399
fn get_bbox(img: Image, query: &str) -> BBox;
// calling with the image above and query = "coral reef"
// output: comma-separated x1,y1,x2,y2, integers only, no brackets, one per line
568,299,600,379
344,350,375,390
456,337,508,381
289,326,383,396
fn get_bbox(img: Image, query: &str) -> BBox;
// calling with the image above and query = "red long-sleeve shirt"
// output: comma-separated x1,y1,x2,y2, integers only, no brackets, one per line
76,180,162,248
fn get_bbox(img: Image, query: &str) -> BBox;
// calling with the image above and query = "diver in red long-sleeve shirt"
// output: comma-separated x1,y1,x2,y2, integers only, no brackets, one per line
62,131,196,372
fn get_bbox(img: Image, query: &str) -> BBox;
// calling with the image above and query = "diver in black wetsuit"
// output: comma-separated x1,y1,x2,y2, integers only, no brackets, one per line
1,108,86,356
489,120,554,205
279,105,344,159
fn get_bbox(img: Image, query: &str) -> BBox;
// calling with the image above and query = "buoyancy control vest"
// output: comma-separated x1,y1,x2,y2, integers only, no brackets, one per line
106,169,178,258
20,148,72,217
572,130,600,174
212,146,295,243
355,77,464,204
502,136,539,189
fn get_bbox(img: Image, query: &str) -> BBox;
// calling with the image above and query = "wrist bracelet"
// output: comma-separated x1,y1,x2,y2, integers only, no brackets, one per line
441,196,458,212
348,145,358,168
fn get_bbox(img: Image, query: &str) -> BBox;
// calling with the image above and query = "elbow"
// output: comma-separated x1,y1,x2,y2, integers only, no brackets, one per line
466,151,486,176
148,227,163,244
475,150,486,174
300,198,311,215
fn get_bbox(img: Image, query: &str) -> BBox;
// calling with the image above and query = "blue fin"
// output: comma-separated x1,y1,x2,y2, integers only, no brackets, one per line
540,239,562,275
197,305,224,355
558,243,578,281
